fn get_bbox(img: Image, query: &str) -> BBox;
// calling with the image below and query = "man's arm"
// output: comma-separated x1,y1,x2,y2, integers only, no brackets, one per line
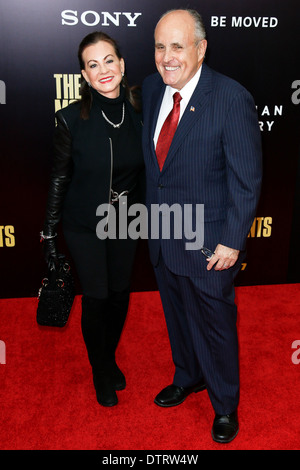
207,88,262,270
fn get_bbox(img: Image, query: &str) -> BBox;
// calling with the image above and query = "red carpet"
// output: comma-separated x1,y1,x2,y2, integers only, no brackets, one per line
1,284,300,450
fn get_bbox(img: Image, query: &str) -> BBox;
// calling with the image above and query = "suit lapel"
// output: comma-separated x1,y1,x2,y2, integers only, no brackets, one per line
148,83,165,161
160,64,213,174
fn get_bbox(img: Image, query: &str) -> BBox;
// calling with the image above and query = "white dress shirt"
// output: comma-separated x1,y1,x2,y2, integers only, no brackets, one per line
154,66,202,148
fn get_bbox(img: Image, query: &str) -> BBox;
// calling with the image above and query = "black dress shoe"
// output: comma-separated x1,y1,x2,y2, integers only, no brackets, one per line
211,411,239,443
154,381,206,407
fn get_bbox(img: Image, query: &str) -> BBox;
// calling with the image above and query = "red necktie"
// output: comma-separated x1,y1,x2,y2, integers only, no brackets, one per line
156,92,182,171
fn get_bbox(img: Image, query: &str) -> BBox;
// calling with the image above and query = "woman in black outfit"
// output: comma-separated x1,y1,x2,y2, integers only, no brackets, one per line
40,32,144,407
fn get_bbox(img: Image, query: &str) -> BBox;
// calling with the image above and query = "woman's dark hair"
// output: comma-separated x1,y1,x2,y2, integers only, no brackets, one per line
78,31,141,119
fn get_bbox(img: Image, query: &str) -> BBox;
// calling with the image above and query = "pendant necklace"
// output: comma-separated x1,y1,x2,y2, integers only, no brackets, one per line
101,103,125,128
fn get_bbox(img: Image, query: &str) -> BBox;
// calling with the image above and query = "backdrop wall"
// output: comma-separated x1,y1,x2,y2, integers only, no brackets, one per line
0,0,299,298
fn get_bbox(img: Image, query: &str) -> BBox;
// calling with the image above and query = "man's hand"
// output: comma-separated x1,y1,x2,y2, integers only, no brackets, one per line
206,244,240,271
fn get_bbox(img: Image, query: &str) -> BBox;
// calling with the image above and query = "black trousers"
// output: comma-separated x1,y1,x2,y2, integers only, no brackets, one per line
154,254,241,415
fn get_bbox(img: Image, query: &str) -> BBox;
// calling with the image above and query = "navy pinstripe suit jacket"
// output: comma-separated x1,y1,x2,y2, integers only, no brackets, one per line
142,64,262,277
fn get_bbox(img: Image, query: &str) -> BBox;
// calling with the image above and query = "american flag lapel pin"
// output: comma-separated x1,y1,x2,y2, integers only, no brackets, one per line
190,106,195,112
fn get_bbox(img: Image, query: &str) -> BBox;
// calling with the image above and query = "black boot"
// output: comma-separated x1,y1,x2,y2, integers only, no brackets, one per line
81,295,118,407
105,288,130,390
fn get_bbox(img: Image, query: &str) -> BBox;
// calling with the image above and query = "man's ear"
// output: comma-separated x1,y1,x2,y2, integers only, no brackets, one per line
198,39,207,62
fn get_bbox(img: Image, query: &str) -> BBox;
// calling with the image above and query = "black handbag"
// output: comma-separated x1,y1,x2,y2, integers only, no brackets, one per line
37,255,75,327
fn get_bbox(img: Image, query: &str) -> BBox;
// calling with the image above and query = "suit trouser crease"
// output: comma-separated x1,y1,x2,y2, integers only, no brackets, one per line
155,255,240,415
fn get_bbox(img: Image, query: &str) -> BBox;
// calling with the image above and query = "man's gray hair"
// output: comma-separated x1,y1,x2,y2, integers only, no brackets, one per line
158,9,206,42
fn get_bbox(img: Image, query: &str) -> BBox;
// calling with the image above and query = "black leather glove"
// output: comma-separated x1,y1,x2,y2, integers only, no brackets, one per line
41,111,73,269
40,229,58,269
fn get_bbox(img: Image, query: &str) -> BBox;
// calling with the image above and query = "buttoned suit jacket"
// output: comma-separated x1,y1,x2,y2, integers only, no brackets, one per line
142,63,262,277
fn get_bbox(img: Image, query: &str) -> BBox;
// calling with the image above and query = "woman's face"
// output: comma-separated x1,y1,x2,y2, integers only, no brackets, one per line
81,40,125,99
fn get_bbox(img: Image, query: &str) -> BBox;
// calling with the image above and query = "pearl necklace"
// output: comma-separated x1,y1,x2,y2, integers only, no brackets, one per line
101,103,125,128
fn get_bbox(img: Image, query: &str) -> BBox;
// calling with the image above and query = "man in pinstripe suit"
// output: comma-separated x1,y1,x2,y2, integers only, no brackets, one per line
142,9,262,443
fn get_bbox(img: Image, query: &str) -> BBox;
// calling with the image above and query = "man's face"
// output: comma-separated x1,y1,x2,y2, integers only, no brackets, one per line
154,11,207,90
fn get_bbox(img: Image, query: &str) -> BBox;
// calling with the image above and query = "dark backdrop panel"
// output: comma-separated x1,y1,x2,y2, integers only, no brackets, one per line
0,0,299,298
